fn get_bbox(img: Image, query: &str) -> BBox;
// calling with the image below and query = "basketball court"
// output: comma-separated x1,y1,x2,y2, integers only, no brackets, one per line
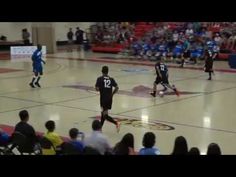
0,49,236,154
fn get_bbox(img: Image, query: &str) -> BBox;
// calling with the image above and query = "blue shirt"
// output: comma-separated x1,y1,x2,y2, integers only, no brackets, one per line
173,44,183,53
132,43,142,50
206,40,216,51
142,43,150,51
158,44,167,52
139,148,160,155
70,140,84,152
32,49,44,67
0,132,10,145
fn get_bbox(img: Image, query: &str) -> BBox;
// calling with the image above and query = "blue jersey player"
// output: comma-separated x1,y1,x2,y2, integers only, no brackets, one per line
29,44,46,88
190,43,204,64
172,42,184,59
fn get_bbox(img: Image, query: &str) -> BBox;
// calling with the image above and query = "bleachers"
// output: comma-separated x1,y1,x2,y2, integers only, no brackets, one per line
92,43,124,53
91,22,155,53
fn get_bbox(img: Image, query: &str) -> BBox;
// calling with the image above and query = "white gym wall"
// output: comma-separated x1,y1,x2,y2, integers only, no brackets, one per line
0,22,94,42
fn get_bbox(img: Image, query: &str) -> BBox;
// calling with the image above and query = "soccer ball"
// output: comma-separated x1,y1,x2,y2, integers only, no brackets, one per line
159,91,164,97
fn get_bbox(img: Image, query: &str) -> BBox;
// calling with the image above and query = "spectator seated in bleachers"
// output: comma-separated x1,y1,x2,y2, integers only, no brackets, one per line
207,143,222,155
171,136,188,155
68,128,84,153
113,133,137,155
0,128,10,146
188,147,200,155
83,120,111,155
139,132,160,155
42,120,63,155
14,110,39,153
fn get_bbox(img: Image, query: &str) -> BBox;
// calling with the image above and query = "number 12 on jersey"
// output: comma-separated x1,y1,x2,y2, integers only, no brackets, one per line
104,79,111,88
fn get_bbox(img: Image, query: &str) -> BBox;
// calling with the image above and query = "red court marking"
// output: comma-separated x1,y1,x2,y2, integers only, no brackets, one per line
47,56,236,74
0,68,22,73
0,124,69,142
0,52,10,60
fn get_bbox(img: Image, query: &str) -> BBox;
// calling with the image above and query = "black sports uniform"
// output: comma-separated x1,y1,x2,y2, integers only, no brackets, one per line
155,62,169,84
95,70,120,132
204,49,214,80
95,75,118,110
151,62,179,97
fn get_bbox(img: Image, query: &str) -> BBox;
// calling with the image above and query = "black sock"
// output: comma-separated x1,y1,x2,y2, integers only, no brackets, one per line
31,77,36,84
100,112,105,127
104,115,117,125
35,76,41,84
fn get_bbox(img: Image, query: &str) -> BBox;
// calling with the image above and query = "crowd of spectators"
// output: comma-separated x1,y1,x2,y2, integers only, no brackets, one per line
91,22,236,63
0,109,222,155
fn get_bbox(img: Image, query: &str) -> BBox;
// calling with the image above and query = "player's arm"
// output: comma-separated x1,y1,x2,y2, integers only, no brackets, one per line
112,78,119,96
155,65,162,78
95,78,100,91
112,85,119,96
31,52,36,62
41,59,46,64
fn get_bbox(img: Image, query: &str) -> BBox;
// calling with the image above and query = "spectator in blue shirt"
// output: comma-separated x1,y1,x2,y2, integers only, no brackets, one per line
0,128,10,146
69,128,84,152
139,132,160,155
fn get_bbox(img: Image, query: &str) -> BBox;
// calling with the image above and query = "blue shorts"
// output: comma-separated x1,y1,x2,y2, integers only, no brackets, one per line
191,53,201,58
33,65,43,75
173,52,182,57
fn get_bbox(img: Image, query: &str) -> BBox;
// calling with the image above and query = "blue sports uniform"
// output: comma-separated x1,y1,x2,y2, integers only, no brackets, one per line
206,40,216,51
191,45,204,58
132,42,142,55
32,49,45,75
173,44,183,57
142,43,151,53
156,44,168,57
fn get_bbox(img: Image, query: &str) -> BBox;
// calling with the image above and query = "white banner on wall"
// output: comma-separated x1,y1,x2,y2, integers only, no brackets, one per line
10,46,46,55
10,46,46,62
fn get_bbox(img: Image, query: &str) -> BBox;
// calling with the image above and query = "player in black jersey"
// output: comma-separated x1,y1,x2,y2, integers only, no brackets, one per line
204,49,214,80
95,66,120,132
150,61,180,97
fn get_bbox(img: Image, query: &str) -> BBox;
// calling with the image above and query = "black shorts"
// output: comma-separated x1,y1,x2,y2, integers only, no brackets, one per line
155,76,169,85
205,66,213,72
100,97,113,110
155,76,162,84
161,75,169,84
205,61,213,72
183,50,190,58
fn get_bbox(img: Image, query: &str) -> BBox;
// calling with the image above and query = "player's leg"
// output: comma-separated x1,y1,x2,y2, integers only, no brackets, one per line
180,56,185,67
160,82,168,92
180,52,187,67
162,78,180,96
100,108,107,127
105,114,120,133
35,70,43,88
208,71,212,80
104,102,117,126
192,55,197,64
150,78,160,97
29,72,38,88
102,104,120,132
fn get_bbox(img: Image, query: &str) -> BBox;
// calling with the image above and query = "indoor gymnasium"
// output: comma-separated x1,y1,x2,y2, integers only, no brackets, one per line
0,22,236,155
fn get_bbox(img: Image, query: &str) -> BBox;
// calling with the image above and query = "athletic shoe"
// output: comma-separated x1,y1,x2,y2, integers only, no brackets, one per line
173,86,180,97
35,82,41,88
150,92,156,97
116,122,121,133
29,83,35,88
